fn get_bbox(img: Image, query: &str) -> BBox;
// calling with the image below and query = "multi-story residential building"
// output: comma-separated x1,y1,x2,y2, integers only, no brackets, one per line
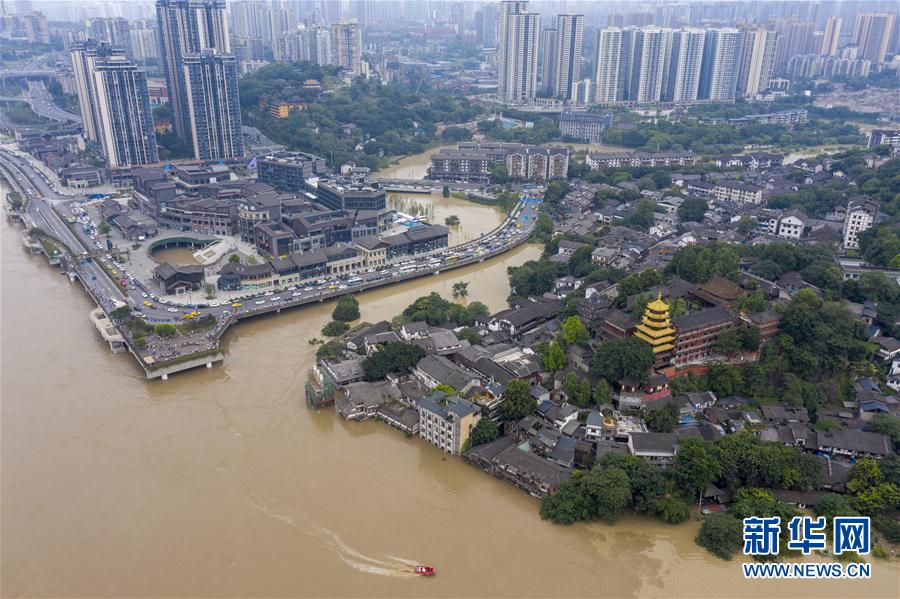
821,17,842,56
842,199,878,251
539,26,557,96
559,111,611,144
505,146,569,181
257,151,328,192
776,209,807,239
787,54,872,79
728,109,807,126
550,14,583,101
382,224,449,260
69,40,158,168
629,27,673,103
474,4,498,48
497,0,540,103
737,26,777,97
182,51,244,160
315,178,386,211
666,28,705,103
89,17,132,54
686,181,764,204
330,20,361,76
852,12,895,64
156,0,230,141
867,130,900,151
417,394,481,456
586,151,695,170
129,27,160,61
593,27,625,104
429,142,568,182
699,28,742,101
771,17,814,74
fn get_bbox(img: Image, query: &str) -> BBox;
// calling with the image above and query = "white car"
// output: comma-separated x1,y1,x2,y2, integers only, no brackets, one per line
209,302,220,307
167,308,178,313
255,300,265,305
264,291,274,296
292,292,302,297
270,297,281,302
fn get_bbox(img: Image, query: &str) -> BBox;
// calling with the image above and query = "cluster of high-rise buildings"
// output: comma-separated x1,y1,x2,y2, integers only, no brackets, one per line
273,21,362,76
493,0,897,107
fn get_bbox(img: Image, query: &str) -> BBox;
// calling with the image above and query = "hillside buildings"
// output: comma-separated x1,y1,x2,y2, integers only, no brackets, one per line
428,142,569,183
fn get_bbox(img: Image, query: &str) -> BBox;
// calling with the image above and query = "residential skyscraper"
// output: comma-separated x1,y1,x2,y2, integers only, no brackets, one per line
593,27,626,104
771,18,814,73
551,14,583,101
665,28,705,103
699,28,743,101
497,0,540,103
475,4,498,48
852,12,895,64
629,27,673,103
156,0,230,140
331,20,362,76
737,26,777,97
183,52,243,160
821,16,841,56
70,40,158,168
540,27,557,96
89,17,132,55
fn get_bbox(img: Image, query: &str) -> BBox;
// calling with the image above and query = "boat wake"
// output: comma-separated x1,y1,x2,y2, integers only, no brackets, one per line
247,491,421,578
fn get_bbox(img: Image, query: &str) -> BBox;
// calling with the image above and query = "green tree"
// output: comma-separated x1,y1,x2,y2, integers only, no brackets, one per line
540,473,594,524
716,327,741,355
490,162,510,184
677,197,708,222
228,253,241,264
561,315,589,346
868,414,900,449
500,379,536,421
469,416,499,447
591,337,655,384
361,342,425,380
666,243,740,284
732,289,767,314
814,494,860,520
332,296,360,321
542,340,567,373
99,220,111,236
707,364,743,397
696,515,743,560
586,466,632,523
656,494,692,524
593,379,613,405
321,320,350,336
452,281,469,298
675,437,722,502
110,306,131,319
645,402,679,433
567,245,595,278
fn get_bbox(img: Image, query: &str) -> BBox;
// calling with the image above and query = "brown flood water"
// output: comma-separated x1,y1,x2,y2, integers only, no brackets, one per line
388,191,504,246
2,182,898,597
151,246,201,265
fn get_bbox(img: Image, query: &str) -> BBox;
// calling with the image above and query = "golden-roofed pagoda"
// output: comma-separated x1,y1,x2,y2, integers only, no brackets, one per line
634,294,676,361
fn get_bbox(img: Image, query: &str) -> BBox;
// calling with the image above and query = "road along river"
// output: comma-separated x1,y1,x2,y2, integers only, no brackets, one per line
2,178,898,597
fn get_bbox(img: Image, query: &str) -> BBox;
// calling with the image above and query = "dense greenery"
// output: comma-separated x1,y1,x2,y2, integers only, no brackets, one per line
2,101,50,125
859,226,900,268
401,292,489,327
321,320,350,337
478,109,559,145
601,115,862,154
239,62,481,170
332,296,361,322
361,342,425,381
677,197,708,222
695,514,743,560
645,403,679,433
666,243,740,284
469,416,500,447
499,379,536,421
591,337,655,384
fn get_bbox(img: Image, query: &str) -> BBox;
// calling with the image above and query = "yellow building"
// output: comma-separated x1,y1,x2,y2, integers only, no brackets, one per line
634,294,676,361
269,101,307,119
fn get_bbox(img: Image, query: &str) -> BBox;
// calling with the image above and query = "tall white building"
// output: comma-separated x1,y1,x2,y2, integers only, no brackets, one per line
70,40,158,168
737,27,777,97
821,16,841,56
183,51,243,160
630,27,673,104
842,199,878,251
497,0,540,103
331,20,362,76
852,12,895,64
551,14,583,101
665,28,705,103
700,28,743,101
593,27,625,104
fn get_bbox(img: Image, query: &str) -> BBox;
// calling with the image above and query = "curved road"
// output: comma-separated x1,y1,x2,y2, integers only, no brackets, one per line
1,148,541,375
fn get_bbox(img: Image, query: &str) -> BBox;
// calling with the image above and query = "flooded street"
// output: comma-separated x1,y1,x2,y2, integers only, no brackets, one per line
388,191,504,245
2,183,898,597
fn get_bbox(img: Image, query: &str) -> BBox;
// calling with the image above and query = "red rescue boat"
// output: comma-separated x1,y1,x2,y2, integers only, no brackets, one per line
414,565,436,576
